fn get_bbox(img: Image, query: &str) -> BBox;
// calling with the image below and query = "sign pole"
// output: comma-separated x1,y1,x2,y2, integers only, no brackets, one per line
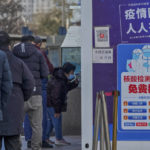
112,91,119,150
92,92,101,150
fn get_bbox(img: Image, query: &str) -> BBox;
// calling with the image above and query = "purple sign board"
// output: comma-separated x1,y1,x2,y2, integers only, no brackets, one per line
92,0,150,140
120,2,150,42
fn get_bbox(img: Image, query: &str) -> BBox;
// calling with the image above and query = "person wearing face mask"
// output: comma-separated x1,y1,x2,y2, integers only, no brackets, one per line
46,62,79,146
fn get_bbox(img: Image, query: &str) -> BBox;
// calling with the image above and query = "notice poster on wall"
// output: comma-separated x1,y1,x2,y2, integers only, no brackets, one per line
94,26,110,47
119,2,150,42
93,48,113,63
118,44,150,131
122,72,150,130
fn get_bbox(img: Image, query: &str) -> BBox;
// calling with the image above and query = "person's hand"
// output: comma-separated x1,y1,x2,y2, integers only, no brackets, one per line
75,78,79,84
54,113,61,118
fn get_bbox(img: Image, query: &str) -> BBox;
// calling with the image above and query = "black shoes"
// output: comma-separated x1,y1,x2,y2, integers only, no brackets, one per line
27,140,53,148
42,141,53,148
27,141,31,148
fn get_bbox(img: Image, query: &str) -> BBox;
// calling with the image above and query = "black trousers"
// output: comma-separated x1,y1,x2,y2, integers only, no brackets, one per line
0,135,21,150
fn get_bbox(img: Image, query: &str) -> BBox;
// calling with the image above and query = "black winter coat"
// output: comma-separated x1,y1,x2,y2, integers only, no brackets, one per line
47,68,78,113
0,47,34,136
13,42,49,95
0,50,12,109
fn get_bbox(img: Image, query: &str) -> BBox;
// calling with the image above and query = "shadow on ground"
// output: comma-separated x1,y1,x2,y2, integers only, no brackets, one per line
22,136,81,150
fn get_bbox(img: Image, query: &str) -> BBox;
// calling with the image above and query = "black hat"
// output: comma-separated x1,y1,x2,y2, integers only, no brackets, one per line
34,36,42,44
0,31,10,46
21,35,34,42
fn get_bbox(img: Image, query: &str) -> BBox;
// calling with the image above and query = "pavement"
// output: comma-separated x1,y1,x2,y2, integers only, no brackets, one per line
22,136,81,150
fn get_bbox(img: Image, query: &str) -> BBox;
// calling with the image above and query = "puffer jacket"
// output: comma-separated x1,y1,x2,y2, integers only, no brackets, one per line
13,42,49,95
47,68,78,113
0,46,34,136
0,50,12,110
35,45,54,74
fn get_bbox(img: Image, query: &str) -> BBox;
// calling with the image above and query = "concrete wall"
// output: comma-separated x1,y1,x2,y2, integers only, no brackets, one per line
62,88,81,136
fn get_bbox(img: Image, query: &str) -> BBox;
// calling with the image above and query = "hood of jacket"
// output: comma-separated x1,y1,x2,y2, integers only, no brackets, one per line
53,68,68,81
13,42,37,58
0,46,13,60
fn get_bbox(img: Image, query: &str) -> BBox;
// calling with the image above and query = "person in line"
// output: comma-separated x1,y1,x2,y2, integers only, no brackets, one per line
33,36,54,74
13,35,49,150
46,62,79,145
24,36,54,148
34,36,54,147
0,31,34,150
0,34,12,123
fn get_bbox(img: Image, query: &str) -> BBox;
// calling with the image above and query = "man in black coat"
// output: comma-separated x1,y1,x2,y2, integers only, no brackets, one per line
0,31,34,150
23,36,54,148
13,35,49,150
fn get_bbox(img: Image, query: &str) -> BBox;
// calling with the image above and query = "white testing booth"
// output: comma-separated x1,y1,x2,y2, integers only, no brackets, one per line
61,26,81,136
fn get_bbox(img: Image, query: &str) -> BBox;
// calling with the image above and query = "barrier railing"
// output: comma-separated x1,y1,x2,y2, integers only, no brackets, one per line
92,90,120,150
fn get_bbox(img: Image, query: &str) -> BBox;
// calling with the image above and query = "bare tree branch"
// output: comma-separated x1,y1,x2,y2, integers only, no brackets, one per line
0,0,23,34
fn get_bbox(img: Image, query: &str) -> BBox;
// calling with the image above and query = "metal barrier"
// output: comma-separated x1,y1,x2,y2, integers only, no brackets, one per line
92,90,119,150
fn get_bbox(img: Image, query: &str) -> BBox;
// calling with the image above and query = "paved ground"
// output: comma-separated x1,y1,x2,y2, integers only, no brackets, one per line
22,136,81,150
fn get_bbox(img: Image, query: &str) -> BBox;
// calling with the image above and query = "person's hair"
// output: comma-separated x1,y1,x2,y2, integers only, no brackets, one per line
0,31,10,46
63,62,76,74
21,35,34,43
34,36,42,44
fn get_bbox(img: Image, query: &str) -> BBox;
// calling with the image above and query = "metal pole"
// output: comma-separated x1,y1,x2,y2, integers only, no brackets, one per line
112,91,119,150
92,92,101,150
62,0,65,27
101,91,111,150
100,97,105,150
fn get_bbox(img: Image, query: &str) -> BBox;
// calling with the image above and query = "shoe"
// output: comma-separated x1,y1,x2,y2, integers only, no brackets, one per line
46,139,55,145
42,141,53,148
55,139,71,146
27,141,31,148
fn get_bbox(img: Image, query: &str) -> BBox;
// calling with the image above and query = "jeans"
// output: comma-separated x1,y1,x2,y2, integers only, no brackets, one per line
24,90,48,142
24,114,32,141
46,107,63,140
42,90,48,141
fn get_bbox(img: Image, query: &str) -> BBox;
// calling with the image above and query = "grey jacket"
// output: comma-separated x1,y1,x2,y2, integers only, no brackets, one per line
13,42,49,95
0,47,34,136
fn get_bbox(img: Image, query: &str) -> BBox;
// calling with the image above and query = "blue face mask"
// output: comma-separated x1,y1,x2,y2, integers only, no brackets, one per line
133,53,140,60
68,74,75,80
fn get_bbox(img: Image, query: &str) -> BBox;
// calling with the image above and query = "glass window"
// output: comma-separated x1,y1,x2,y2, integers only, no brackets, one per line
48,49,60,68
62,47,81,86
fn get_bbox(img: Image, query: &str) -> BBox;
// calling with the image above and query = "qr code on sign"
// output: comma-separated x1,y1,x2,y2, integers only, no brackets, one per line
96,30,108,42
